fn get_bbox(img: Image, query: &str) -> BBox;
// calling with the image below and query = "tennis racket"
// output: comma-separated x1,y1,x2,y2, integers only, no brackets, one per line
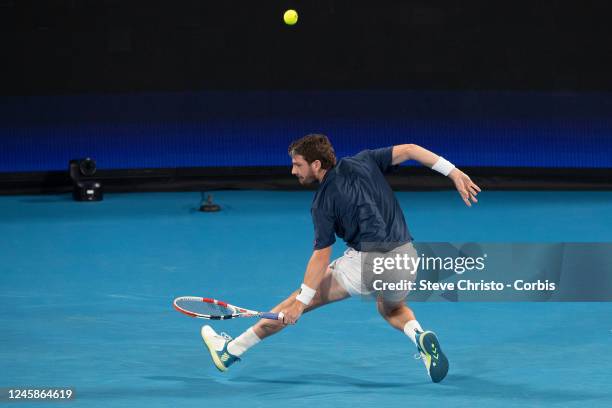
173,296,284,320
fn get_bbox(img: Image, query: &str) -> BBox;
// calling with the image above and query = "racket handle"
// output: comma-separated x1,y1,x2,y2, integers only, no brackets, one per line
260,312,284,320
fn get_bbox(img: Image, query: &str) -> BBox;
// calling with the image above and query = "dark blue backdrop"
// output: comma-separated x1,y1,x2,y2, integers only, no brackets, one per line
1,91,611,172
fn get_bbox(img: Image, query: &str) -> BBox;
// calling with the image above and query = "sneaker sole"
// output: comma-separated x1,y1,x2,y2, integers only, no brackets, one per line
419,331,449,383
201,326,228,372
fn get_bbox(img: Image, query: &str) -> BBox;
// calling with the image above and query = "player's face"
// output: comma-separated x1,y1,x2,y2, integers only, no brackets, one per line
291,154,317,185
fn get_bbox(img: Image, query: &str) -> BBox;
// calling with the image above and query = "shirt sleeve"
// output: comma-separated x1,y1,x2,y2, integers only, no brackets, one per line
365,147,397,174
311,208,336,250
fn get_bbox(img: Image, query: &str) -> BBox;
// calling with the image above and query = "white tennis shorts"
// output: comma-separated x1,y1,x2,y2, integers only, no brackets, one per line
329,241,418,302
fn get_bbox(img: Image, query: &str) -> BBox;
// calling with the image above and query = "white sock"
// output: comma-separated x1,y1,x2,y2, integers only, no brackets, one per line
403,320,424,346
227,327,261,357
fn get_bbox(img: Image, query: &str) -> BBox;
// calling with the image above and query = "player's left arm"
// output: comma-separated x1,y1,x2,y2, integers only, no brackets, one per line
302,246,332,291
392,144,481,207
282,246,332,325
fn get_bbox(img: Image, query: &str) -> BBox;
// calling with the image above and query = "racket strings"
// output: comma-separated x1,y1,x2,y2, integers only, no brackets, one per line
176,299,234,317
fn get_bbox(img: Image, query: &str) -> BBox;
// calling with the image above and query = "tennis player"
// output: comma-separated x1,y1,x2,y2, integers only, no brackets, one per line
202,134,480,383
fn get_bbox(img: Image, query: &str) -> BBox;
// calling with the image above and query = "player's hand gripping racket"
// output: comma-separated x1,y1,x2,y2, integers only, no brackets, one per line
173,296,284,321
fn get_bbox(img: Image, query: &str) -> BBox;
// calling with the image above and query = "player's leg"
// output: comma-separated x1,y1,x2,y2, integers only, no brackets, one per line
376,297,416,330
377,298,449,383
201,265,349,371
371,241,423,348
373,241,449,383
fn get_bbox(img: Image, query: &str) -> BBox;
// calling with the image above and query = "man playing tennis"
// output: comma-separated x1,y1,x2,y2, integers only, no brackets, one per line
202,134,480,383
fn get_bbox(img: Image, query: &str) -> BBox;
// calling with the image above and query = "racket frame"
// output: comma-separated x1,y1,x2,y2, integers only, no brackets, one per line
173,296,282,320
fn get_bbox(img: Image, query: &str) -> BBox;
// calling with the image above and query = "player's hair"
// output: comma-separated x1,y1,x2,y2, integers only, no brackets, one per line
288,134,337,170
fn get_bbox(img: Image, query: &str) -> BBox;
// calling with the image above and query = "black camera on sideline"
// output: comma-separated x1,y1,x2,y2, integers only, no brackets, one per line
69,158,103,202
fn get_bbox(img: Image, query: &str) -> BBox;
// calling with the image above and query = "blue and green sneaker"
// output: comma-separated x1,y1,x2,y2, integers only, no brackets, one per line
415,330,449,383
201,325,240,372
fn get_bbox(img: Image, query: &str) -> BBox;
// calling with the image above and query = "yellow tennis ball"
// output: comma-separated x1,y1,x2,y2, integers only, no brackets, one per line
284,9,298,26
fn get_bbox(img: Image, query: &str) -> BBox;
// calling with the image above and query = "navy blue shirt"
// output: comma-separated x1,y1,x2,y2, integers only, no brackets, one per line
311,147,412,252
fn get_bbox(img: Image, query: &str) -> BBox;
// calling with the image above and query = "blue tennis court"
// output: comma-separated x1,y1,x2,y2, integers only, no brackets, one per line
1,190,611,407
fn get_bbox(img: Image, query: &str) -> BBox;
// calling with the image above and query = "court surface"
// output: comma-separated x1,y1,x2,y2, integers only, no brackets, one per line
1,190,611,407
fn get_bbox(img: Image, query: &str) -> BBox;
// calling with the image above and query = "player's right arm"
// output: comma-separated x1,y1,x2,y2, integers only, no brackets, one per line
392,144,481,207
391,144,439,167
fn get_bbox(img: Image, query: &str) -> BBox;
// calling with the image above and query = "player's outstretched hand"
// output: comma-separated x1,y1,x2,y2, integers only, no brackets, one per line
282,299,305,325
449,169,481,207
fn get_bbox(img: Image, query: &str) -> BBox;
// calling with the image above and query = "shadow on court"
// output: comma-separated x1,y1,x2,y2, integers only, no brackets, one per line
147,374,413,388
141,373,609,404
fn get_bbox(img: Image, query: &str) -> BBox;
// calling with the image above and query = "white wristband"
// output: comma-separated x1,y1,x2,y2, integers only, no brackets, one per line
296,283,316,305
432,156,456,176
